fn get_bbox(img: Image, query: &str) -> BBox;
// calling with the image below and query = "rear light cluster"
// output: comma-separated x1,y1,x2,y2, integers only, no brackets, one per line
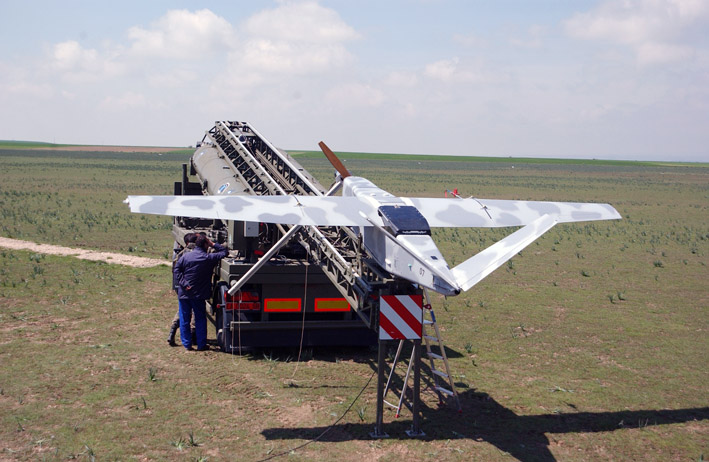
225,290,260,310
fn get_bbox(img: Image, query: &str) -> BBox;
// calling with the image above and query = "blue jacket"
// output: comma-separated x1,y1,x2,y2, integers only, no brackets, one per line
172,243,196,291
174,243,228,300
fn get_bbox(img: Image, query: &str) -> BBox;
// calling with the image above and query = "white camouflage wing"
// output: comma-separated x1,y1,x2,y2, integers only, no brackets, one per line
450,214,558,291
126,194,620,229
403,197,621,228
125,195,377,227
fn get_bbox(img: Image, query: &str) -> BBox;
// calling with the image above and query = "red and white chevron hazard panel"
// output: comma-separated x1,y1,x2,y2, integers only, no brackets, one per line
379,295,423,340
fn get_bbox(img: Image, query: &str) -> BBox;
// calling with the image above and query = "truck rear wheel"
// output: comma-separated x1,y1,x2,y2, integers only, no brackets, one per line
215,283,227,352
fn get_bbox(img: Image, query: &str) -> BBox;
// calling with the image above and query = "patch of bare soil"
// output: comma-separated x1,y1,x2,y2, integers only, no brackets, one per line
0,237,167,268
37,145,181,153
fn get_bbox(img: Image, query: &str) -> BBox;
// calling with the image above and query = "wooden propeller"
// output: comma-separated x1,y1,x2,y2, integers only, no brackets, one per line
319,141,351,178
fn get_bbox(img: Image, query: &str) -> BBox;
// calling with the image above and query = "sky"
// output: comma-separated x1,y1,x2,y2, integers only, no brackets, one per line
0,0,707,162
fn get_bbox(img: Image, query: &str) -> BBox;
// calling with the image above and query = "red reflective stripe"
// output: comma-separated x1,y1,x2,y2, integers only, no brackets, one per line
384,295,422,337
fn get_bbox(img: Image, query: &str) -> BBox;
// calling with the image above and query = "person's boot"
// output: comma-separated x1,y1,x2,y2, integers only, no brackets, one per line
167,320,179,346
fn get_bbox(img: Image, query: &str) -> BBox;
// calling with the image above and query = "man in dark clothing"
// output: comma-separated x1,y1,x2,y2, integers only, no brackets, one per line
168,233,197,346
173,234,228,351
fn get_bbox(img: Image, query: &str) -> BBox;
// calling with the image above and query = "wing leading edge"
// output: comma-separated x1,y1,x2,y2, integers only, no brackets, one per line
125,195,377,227
125,194,620,229
404,197,621,228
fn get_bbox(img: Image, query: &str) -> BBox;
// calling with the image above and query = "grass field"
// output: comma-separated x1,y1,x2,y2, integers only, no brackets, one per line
0,147,707,461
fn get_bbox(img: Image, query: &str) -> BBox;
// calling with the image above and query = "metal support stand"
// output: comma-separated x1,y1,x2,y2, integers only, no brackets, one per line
371,339,389,438
378,290,460,436
373,338,426,438
406,339,425,437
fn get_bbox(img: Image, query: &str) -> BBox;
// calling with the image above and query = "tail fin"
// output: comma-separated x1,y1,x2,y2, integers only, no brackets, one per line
450,214,557,292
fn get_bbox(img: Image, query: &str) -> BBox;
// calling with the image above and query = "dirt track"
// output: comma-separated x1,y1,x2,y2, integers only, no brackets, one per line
37,145,180,153
0,237,168,268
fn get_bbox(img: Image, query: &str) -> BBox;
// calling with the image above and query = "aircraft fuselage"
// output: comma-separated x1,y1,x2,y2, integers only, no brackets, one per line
342,176,461,295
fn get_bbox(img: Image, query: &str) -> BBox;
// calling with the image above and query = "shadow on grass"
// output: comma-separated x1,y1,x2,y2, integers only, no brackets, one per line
212,339,464,362
261,388,709,461
230,346,378,364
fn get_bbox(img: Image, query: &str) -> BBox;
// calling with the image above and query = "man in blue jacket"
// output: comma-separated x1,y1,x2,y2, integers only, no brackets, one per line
168,232,197,346
173,234,228,351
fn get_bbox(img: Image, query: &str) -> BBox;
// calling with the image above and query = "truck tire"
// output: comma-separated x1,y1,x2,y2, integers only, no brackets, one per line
215,282,228,352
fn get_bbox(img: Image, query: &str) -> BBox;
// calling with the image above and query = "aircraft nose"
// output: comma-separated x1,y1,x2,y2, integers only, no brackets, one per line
432,275,461,297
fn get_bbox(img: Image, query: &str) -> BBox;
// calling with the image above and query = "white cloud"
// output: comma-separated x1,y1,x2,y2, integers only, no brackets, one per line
636,41,694,64
0,61,53,100
564,0,709,64
383,71,419,88
423,57,495,84
127,9,236,59
5,81,54,99
453,33,487,48
50,40,124,82
146,69,198,88
101,91,148,110
240,39,352,74
509,25,546,49
234,1,358,76
211,2,360,98
244,1,359,43
52,41,99,71
403,102,417,117
424,57,460,82
40,4,358,99
325,83,385,107
39,9,237,90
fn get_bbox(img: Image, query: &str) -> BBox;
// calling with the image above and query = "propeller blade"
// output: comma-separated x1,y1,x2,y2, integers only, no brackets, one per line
319,141,351,178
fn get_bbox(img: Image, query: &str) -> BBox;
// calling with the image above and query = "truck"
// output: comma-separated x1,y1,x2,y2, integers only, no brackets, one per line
172,121,390,351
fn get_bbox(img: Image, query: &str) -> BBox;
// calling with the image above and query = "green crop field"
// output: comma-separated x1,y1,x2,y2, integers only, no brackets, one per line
0,147,707,461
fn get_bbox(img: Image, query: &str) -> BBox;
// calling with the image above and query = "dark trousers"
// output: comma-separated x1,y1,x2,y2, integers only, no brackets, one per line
178,299,207,350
